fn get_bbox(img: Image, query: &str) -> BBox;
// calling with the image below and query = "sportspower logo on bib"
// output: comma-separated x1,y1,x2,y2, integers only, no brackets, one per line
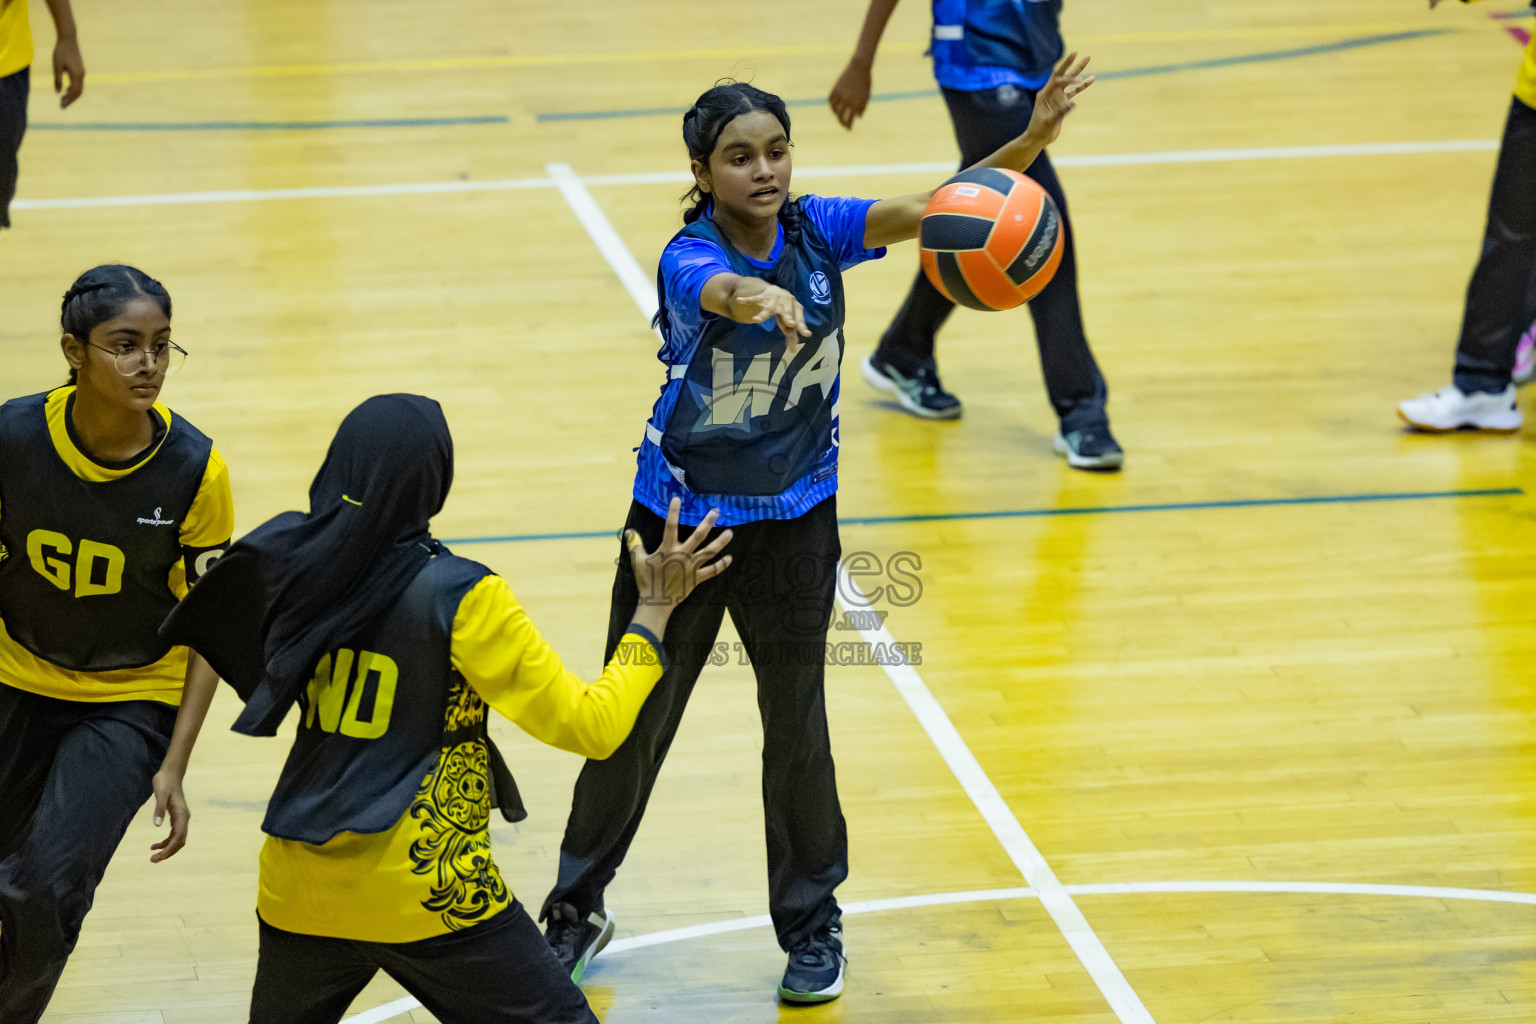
137,506,176,526
809,271,831,305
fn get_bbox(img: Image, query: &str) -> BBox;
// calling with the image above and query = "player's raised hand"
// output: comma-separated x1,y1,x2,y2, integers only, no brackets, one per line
629,499,733,615
830,59,874,130
736,280,812,352
1025,52,1094,148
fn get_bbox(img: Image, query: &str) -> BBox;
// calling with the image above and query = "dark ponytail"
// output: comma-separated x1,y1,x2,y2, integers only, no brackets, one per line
60,265,172,386
654,81,798,329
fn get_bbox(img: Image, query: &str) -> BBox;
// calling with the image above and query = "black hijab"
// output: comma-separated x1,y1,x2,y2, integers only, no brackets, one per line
162,394,454,735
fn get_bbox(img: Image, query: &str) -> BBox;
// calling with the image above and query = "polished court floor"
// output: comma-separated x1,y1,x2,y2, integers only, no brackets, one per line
3,0,1536,1021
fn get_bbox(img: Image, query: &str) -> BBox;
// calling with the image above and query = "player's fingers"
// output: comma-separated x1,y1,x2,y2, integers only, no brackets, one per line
625,529,649,581
694,527,734,562
153,789,168,827
694,554,733,583
779,319,799,348
776,301,798,330
663,496,682,550
679,508,719,554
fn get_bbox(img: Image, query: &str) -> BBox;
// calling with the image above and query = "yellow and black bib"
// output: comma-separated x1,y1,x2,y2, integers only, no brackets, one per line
0,390,213,671
262,553,523,845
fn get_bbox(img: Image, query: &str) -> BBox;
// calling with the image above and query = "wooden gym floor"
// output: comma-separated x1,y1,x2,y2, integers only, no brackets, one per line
2,0,1535,1021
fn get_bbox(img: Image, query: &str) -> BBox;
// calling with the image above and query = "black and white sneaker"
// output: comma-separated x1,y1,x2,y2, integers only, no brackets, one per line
861,353,962,420
1054,426,1124,471
544,902,615,985
778,917,846,1004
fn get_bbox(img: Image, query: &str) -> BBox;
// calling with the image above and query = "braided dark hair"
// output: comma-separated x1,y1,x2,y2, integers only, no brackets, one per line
655,81,802,330
60,265,172,386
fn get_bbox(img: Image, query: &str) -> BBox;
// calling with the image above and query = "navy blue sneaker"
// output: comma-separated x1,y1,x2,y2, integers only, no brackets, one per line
778,917,846,1004
1054,426,1124,471
544,903,615,985
862,353,962,420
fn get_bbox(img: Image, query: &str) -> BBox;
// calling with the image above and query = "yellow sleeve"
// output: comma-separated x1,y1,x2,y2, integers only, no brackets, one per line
180,447,235,549
0,0,33,80
1463,1,1536,108
450,575,665,760
1521,32,1536,109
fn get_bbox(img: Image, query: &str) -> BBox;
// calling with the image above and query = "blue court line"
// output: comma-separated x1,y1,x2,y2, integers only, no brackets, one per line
28,115,508,132
439,487,1522,547
535,28,1448,123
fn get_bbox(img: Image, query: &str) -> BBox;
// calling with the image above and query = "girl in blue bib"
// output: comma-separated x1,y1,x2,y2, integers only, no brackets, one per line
543,59,1092,1004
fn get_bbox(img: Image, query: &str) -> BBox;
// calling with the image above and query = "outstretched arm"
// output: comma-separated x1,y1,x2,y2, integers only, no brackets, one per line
829,0,902,129
43,0,84,109
456,499,733,760
700,272,813,351
862,53,1095,249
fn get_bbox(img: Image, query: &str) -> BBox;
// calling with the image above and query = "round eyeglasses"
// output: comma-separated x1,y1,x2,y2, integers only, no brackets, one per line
89,340,188,377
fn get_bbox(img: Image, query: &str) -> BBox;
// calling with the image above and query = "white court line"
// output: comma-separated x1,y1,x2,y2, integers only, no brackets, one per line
543,162,1154,1021
1071,880,1536,906
834,570,1155,1024
13,139,1498,211
342,878,1536,1020
11,176,552,210
603,886,1040,956
345,996,421,1024
341,151,1520,1024
545,162,662,330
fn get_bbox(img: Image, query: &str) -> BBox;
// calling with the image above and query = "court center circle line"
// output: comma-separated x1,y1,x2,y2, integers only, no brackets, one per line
342,879,1536,1023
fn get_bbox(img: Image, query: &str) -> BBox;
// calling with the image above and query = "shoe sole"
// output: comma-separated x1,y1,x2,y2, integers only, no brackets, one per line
860,357,962,421
1396,408,1522,433
569,910,616,986
1053,434,1124,470
779,967,845,1004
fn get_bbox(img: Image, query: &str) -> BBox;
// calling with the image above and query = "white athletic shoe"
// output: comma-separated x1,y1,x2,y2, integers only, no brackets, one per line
1397,385,1521,432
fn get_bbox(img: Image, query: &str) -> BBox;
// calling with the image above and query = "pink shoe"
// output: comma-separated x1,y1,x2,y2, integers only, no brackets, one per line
1516,321,1536,386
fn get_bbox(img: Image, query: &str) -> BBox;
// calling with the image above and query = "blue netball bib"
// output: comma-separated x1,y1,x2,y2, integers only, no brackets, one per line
654,203,847,497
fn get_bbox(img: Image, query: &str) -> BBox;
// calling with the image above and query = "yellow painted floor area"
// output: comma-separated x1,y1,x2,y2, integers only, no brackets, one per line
2,0,1535,1021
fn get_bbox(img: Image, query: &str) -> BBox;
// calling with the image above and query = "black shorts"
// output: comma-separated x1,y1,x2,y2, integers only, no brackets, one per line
0,66,28,229
250,902,599,1024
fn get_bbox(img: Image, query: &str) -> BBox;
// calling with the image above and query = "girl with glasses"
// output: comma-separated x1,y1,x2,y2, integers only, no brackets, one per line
0,264,234,1023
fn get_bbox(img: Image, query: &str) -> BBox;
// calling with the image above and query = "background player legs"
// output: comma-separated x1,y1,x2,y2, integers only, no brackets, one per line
0,68,28,230
876,84,1109,433
543,503,728,921
0,698,174,1023
1452,97,1536,394
249,917,379,1024
724,498,848,950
